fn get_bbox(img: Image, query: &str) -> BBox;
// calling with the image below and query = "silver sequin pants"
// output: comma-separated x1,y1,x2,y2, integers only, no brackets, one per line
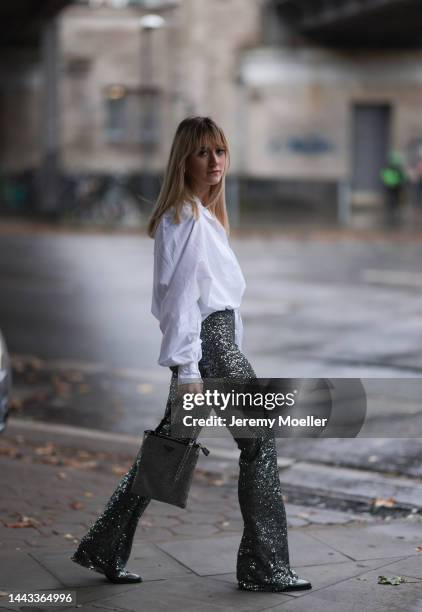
71,309,298,588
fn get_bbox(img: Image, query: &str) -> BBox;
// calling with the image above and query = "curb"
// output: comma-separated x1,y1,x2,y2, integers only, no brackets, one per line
2,417,295,472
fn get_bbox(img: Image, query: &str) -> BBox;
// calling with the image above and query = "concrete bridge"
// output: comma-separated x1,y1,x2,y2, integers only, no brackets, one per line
273,0,422,47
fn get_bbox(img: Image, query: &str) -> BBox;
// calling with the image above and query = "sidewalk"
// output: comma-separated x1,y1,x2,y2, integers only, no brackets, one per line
0,420,421,611
2,214,422,242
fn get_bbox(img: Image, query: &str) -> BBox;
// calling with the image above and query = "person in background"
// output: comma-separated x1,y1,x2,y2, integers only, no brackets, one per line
380,151,406,225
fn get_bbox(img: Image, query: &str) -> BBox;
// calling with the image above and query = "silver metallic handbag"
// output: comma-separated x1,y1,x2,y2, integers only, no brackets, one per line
131,429,210,508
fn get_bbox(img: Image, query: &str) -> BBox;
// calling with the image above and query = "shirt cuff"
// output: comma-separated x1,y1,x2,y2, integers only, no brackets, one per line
178,362,202,385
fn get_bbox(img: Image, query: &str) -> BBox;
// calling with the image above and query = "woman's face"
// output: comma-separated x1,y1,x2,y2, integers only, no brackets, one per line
185,142,227,192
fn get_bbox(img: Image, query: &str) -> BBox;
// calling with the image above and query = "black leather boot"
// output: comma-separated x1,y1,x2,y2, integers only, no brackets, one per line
104,569,143,584
238,577,312,592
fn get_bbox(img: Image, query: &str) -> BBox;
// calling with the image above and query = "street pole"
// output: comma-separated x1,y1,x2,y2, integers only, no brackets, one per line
39,17,60,216
338,178,352,227
139,14,165,205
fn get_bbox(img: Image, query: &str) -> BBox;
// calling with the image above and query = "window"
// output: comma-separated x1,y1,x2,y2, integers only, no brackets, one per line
104,84,161,148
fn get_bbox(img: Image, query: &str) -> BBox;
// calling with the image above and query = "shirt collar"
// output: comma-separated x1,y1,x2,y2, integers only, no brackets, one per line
193,195,213,219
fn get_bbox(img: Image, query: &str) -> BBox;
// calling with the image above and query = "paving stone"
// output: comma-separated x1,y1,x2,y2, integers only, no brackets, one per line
82,574,294,612
288,530,349,567
287,505,372,526
0,540,27,551
265,564,422,612
32,542,193,586
129,542,195,580
139,515,180,529
370,554,422,580
146,500,186,517
289,558,413,599
1,585,140,611
69,583,141,607
156,535,240,576
308,521,422,561
0,551,62,592
137,527,174,541
27,550,107,589
182,511,228,525
169,523,220,538
156,531,348,578
212,557,401,593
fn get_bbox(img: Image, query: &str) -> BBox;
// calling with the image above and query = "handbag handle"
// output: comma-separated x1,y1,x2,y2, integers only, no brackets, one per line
174,441,194,482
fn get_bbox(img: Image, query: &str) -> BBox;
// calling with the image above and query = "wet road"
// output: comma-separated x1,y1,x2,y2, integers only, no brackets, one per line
1,228,422,445
2,230,422,372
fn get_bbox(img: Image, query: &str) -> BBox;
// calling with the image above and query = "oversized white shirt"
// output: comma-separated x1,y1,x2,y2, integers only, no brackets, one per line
151,196,246,383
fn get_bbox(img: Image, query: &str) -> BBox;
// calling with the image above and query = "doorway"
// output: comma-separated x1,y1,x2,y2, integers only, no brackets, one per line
351,103,391,195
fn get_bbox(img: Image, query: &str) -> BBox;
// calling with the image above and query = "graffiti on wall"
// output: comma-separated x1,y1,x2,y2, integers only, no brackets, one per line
269,132,336,155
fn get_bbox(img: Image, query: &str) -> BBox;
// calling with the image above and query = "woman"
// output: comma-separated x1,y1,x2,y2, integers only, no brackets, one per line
71,116,311,593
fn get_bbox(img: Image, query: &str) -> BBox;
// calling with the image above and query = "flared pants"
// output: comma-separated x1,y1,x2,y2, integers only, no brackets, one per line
71,310,298,588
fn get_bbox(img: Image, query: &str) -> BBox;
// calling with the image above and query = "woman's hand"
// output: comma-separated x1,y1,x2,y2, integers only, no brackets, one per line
177,381,203,398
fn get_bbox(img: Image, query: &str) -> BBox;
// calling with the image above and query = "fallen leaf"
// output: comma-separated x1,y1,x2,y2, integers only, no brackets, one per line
111,465,129,476
63,458,98,470
10,398,23,411
69,501,83,510
0,447,20,458
378,575,406,585
35,443,56,456
372,496,396,509
57,471,67,480
5,515,40,529
64,533,75,540
30,358,43,370
367,455,379,463
40,456,61,466
136,383,153,394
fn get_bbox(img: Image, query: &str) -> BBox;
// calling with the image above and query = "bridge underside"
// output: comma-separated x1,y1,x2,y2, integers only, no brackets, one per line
0,0,70,51
275,0,422,47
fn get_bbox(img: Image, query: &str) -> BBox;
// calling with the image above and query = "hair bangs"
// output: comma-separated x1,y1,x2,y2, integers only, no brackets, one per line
192,122,227,153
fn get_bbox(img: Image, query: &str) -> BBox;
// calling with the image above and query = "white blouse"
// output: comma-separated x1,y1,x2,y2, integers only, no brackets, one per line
151,196,246,384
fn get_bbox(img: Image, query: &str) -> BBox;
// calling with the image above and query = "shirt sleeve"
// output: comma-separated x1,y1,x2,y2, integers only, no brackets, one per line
234,308,243,351
153,210,210,383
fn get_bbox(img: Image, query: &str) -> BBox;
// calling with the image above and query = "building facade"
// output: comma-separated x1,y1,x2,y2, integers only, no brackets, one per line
2,0,422,225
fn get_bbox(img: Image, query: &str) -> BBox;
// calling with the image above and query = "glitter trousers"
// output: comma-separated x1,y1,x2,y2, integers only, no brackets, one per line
71,309,298,588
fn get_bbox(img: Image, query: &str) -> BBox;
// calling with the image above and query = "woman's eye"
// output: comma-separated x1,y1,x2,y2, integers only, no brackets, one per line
217,149,226,155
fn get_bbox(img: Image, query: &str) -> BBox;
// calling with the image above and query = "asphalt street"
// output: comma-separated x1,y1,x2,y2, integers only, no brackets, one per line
1,225,422,484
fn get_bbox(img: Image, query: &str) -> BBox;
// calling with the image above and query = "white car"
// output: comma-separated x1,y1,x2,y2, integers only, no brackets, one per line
0,331,11,433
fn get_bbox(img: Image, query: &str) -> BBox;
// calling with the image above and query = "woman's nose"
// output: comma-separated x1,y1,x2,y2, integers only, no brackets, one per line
209,152,218,166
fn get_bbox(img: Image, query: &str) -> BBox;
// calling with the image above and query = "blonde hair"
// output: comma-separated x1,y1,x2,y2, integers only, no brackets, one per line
147,116,231,238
